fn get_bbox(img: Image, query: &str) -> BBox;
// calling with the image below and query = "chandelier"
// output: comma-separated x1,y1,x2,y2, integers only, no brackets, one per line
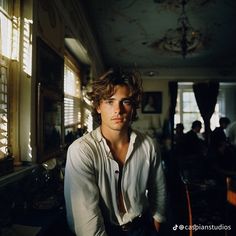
162,0,201,57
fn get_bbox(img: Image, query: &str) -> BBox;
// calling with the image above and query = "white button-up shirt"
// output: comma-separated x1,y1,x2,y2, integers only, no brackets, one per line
64,127,166,236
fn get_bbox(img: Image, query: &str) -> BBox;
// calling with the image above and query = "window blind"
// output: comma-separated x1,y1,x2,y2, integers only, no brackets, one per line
64,61,81,128
0,5,11,158
0,64,8,158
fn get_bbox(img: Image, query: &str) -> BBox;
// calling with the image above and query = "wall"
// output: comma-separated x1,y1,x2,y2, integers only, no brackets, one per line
132,79,170,139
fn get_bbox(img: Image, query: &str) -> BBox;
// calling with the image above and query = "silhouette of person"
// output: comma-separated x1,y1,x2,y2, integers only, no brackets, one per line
183,120,206,156
210,117,231,149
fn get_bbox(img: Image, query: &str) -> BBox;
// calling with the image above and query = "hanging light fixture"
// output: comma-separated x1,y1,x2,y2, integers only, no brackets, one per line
162,0,201,57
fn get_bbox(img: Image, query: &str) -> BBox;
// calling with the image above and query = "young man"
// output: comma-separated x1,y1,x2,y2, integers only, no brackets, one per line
64,68,166,236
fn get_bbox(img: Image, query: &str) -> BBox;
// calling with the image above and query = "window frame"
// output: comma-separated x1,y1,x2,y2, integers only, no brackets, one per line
175,82,224,132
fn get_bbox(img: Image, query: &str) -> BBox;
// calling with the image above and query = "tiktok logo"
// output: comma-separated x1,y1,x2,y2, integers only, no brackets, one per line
173,224,178,231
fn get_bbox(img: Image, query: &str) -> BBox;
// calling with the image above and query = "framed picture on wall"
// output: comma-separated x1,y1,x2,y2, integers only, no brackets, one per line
142,91,162,114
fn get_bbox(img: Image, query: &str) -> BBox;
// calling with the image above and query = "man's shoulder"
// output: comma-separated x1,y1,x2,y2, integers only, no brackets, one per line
69,128,101,151
185,130,193,137
212,127,224,137
132,128,150,140
213,127,221,132
131,129,157,148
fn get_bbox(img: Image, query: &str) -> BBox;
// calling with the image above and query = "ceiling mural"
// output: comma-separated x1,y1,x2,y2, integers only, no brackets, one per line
82,0,236,76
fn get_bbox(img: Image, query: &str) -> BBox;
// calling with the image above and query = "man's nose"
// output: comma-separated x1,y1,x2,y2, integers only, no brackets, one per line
114,102,123,114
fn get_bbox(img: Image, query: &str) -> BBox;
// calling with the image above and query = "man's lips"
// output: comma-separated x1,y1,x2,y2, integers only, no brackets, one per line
112,117,124,122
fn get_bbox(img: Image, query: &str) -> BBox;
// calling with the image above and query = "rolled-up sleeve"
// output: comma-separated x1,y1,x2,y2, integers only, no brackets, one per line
64,141,107,236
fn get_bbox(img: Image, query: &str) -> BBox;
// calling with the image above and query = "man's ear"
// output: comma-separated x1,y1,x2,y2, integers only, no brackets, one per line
96,106,101,114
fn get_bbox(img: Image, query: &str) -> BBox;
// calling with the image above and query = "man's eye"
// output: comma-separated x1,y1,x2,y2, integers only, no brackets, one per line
122,100,132,105
105,100,113,105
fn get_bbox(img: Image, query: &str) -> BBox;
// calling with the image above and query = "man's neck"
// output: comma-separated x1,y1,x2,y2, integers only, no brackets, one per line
100,126,130,147
100,126,131,165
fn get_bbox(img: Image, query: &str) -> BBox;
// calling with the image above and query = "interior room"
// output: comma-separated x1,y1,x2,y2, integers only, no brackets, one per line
0,0,236,235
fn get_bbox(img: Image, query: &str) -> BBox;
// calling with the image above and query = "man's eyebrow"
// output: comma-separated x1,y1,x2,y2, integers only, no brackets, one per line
121,97,132,101
104,97,115,100
105,96,132,100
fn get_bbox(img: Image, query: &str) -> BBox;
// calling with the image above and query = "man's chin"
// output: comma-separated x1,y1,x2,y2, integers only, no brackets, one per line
111,123,129,131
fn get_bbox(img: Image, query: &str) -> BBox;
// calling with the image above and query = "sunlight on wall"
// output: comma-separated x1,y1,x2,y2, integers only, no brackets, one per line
23,18,32,76
11,15,20,60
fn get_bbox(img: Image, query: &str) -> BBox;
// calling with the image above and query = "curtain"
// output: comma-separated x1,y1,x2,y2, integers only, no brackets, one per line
193,81,219,144
168,81,178,146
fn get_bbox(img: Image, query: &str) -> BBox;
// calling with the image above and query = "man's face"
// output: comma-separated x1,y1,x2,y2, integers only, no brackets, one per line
97,85,134,132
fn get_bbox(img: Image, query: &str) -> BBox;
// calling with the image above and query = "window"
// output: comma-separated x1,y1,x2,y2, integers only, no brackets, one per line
175,83,223,132
0,64,8,158
0,1,13,159
0,5,12,58
1,0,31,163
64,57,81,128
